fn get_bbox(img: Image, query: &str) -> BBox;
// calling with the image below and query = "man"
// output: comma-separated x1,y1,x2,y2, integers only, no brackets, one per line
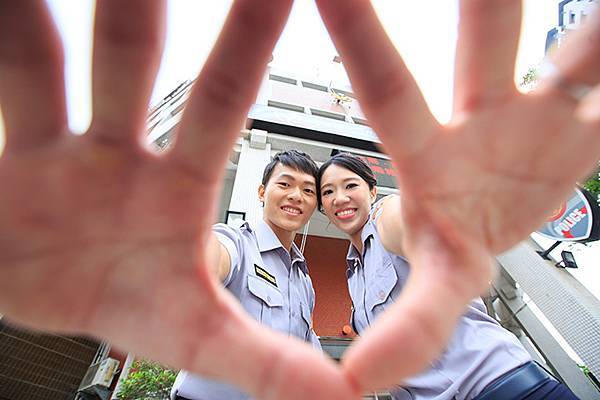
171,150,322,399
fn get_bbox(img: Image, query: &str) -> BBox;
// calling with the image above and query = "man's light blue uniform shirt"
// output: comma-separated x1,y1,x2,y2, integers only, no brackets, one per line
171,219,320,400
346,205,531,400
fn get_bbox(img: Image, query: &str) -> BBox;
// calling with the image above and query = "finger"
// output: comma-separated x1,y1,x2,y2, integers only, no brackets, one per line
172,0,293,180
187,301,361,400
578,84,600,125
89,0,166,145
342,216,493,391
92,269,359,399
315,0,439,163
0,2,67,152
453,0,522,113
544,6,600,89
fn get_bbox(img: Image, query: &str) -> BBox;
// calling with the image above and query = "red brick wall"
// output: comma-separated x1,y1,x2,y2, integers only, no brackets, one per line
299,235,356,338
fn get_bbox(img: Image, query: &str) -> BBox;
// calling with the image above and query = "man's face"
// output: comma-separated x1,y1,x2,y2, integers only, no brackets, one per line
259,164,317,235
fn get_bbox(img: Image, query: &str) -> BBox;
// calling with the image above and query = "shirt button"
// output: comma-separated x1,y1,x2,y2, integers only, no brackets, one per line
378,290,386,300
267,296,272,303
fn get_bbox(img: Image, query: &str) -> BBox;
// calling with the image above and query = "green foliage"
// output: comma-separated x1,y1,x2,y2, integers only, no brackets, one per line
117,359,178,400
583,166,600,202
578,364,600,391
521,66,538,88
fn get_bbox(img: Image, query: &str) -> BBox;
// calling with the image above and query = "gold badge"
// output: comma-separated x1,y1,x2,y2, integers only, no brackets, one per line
254,264,277,287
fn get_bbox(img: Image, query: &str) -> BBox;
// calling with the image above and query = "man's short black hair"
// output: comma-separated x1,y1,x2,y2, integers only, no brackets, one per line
262,150,318,186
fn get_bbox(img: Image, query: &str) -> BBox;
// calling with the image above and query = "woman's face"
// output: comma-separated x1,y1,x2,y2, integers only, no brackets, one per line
259,163,317,235
319,164,376,237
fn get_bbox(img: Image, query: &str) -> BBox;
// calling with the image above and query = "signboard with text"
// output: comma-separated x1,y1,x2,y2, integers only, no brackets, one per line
332,150,398,188
536,187,600,243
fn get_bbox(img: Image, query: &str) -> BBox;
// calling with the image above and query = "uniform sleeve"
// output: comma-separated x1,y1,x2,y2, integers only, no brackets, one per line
369,194,395,223
212,223,244,287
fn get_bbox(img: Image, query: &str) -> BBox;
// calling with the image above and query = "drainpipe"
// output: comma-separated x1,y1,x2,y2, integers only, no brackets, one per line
110,353,135,400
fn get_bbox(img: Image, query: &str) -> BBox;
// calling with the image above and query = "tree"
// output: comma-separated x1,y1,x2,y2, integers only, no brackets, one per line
583,165,600,201
520,66,538,89
116,360,178,400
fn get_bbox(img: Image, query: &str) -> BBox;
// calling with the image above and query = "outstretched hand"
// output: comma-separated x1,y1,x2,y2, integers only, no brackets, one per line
0,2,358,399
317,0,600,392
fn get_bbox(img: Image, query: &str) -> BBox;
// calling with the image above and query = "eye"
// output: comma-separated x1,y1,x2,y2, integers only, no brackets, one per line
346,183,359,190
304,188,315,195
321,189,333,197
277,182,289,188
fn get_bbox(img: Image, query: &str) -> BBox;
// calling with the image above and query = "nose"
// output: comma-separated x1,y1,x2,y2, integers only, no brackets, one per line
287,186,302,202
333,191,349,205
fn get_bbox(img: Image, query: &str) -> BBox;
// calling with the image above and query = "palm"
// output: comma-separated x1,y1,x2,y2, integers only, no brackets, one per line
317,0,600,392
1,136,213,330
401,93,585,283
0,2,356,399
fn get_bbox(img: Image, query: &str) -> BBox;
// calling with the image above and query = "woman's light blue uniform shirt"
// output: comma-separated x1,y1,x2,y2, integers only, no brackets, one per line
346,207,531,400
171,219,320,400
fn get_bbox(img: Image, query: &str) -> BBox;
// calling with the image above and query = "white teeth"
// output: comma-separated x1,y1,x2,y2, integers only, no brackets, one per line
282,207,300,215
337,209,355,217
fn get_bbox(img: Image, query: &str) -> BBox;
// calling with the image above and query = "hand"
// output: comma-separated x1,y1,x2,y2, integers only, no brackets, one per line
0,2,358,399
317,0,600,392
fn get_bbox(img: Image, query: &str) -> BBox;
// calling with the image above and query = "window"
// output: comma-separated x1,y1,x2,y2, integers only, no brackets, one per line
352,117,369,126
269,74,297,85
569,12,576,24
267,100,305,113
301,81,328,92
310,108,347,121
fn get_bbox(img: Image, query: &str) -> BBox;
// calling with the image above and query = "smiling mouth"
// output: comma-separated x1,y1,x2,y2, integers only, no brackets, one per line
335,209,356,219
281,206,302,216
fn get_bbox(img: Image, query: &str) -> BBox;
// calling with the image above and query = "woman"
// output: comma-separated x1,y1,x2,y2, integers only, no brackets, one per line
318,152,578,400
172,150,321,400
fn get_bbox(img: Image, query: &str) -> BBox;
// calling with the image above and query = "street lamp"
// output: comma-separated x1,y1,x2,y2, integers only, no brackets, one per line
555,250,578,268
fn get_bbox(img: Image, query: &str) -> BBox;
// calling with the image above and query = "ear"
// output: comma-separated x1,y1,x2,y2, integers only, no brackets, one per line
370,186,377,203
258,184,266,203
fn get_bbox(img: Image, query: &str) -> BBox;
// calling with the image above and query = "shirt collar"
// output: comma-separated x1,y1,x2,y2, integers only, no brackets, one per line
346,218,376,271
255,219,308,274
255,219,283,252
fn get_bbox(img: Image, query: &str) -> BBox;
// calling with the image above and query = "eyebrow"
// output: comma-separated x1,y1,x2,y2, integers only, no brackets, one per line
320,177,360,189
276,173,316,186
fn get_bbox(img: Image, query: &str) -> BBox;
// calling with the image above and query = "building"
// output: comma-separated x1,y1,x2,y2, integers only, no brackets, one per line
0,317,102,400
546,0,599,52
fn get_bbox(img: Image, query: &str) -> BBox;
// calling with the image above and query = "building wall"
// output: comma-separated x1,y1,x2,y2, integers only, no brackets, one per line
269,80,367,121
298,235,357,338
0,319,100,400
267,76,367,123
562,0,597,30
547,0,598,52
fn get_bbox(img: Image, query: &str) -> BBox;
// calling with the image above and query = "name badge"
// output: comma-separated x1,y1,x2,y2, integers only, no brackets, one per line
254,264,277,288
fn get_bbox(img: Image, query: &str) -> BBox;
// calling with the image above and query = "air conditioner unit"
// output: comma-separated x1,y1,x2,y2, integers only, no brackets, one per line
79,358,120,392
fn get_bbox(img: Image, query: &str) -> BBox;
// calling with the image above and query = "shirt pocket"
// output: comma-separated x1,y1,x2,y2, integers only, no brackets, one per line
365,260,398,318
248,274,283,307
